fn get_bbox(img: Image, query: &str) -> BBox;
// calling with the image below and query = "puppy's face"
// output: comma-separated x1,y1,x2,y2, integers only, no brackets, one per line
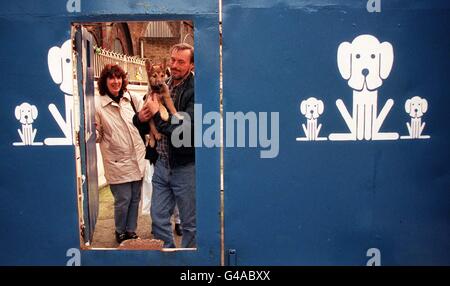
145,60,166,94
405,96,428,118
337,35,394,91
300,97,324,120
15,103,38,125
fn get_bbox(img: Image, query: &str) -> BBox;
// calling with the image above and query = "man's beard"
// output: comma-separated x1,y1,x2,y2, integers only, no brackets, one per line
172,70,188,80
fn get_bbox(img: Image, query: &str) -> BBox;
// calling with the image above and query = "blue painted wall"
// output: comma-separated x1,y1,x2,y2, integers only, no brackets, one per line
0,0,220,265
223,0,450,265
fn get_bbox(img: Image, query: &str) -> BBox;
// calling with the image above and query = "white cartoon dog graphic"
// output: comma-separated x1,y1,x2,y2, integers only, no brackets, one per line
329,34,399,141
13,102,43,146
296,97,327,141
401,96,430,139
45,40,74,145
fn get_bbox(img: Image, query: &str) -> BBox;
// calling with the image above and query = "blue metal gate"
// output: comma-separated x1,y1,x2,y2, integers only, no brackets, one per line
223,0,450,265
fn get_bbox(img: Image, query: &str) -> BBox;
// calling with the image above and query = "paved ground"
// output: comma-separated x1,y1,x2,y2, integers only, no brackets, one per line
91,186,181,249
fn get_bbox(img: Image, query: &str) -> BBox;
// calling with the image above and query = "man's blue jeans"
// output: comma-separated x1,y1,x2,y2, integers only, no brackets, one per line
151,158,196,248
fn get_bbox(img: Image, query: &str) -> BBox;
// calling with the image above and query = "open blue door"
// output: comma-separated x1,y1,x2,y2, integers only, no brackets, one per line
75,26,98,245
223,0,450,265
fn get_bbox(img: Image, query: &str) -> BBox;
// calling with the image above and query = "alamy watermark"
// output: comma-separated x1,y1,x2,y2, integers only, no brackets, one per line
66,248,81,266
367,0,381,13
366,248,381,266
66,0,81,13
171,104,279,159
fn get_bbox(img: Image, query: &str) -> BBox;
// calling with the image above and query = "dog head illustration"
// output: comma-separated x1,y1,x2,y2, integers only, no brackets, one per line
300,97,324,120
15,102,38,125
48,40,73,94
405,96,428,119
337,34,394,91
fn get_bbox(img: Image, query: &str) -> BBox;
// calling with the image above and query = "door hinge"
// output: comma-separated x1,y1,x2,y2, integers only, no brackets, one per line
227,249,237,266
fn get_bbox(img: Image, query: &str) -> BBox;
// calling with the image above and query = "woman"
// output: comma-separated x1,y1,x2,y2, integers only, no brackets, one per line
95,64,146,244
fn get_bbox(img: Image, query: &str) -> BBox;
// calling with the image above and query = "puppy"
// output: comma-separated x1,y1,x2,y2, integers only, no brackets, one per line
14,102,43,146
296,97,327,141
144,59,179,147
400,96,430,139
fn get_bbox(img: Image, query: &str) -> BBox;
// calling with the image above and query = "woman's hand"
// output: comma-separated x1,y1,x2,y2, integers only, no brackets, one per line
147,93,161,115
138,105,152,122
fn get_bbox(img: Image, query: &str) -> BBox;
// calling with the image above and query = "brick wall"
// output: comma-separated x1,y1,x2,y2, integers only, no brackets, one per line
142,37,179,63
84,21,193,60
127,22,147,56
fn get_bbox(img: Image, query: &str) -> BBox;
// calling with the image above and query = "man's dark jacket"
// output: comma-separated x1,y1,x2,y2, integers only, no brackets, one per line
133,73,195,168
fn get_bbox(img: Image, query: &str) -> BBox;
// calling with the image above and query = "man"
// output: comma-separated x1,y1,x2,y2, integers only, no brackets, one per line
134,43,195,248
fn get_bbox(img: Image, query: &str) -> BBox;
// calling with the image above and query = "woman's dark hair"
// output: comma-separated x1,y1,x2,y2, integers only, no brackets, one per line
98,64,128,95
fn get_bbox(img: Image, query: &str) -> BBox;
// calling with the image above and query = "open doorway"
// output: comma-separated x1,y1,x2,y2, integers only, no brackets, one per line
72,20,195,250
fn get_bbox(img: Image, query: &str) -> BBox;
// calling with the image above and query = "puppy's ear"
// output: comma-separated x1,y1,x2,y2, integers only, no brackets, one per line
145,59,153,75
300,100,307,115
31,105,38,120
162,58,167,72
15,105,21,120
165,67,171,78
337,42,352,80
421,98,428,113
318,100,324,115
405,99,411,113
379,41,394,79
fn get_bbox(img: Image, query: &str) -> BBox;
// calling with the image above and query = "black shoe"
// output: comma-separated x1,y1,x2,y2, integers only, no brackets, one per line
126,231,139,240
175,223,183,236
115,231,127,243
